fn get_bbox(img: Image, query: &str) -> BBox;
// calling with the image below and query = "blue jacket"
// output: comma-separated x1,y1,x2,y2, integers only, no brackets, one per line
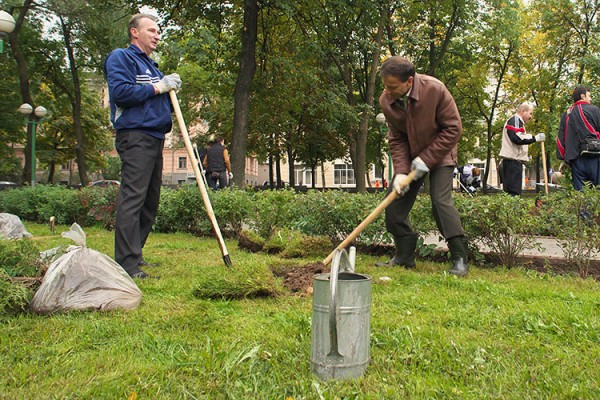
103,44,172,138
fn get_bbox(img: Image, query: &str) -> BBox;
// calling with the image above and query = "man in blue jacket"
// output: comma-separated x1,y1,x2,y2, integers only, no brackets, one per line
104,14,181,279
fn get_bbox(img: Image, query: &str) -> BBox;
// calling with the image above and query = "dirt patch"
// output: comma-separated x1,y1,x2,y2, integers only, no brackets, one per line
271,249,600,296
271,262,329,294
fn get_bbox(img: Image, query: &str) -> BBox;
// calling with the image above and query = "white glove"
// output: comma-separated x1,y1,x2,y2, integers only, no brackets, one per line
535,133,546,142
228,172,233,179
411,156,430,180
154,73,182,94
392,174,411,196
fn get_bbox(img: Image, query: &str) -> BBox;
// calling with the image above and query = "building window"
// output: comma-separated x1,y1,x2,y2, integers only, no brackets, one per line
178,157,187,169
294,165,312,186
334,164,355,185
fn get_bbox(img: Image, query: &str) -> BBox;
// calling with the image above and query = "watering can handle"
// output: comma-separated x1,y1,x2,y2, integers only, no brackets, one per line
328,248,353,359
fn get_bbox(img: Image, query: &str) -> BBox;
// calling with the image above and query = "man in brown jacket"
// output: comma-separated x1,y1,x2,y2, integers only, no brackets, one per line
376,56,469,276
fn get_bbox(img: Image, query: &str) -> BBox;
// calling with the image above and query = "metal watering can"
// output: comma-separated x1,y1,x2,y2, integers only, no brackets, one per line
310,247,372,380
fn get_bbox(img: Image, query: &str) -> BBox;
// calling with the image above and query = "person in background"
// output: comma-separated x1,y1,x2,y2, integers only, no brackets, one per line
203,137,232,189
104,13,182,279
457,164,481,193
376,56,469,277
498,103,546,196
556,86,600,190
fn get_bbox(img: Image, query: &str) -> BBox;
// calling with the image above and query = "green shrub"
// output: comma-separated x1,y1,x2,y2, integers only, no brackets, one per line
209,188,253,237
0,239,45,313
540,185,600,277
154,185,206,234
250,190,297,238
38,186,83,225
78,186,120,229
458,193,542,267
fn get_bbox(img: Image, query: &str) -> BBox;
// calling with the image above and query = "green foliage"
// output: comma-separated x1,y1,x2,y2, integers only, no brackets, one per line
0,185,81,224
78,186,119,230
249,189,297,238
457,193,542,267
0,239,44,313
101,156,122,181
154,185,206,235
208,188,254,237
539,186,600,277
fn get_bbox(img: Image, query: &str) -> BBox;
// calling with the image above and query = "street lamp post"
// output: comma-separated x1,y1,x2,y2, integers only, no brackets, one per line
18,103,47,186
0,10,16,54
376,113,392,184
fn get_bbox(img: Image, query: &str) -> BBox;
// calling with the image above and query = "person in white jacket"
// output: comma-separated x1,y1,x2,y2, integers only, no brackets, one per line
498,103,545,196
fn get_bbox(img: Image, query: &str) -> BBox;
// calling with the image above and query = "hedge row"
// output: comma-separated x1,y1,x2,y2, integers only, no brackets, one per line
0,184,598,270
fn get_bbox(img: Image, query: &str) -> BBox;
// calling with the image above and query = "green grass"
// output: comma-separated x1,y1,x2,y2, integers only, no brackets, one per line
1,223,600,399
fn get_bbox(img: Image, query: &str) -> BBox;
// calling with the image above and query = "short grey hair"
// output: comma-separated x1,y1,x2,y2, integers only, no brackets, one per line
517,103,533,113
128,14,158,40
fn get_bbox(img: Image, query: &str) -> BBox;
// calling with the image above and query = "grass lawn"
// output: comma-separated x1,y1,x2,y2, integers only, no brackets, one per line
2,223,600,399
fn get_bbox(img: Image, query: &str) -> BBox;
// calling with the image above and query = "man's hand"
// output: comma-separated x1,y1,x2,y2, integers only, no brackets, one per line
228,172,233,179
392,174,411,196
411,156,429,179
154,73,182,94
535,133,546,142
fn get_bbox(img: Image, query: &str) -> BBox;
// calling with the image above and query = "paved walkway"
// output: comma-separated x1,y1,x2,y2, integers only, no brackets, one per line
423,233,600,260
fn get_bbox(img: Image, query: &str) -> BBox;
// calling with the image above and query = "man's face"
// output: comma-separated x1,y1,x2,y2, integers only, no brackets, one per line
382,75,413,100
520,107,533,123
583,91,592,103
131,17,160,56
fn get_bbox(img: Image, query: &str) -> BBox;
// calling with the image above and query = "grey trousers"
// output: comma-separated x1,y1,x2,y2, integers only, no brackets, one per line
115,131,164,274
385,166,465,240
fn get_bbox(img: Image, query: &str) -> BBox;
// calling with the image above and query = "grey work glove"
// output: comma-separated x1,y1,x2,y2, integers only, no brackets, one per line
154,73,182,94
535,133,546,142
228,172,233,179
411,156,430,180
392,173,411,196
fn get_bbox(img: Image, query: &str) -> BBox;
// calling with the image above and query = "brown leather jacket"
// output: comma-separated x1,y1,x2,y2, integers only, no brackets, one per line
378,73,461,175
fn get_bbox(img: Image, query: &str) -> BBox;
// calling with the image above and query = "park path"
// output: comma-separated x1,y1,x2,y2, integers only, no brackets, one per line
423,233,600,260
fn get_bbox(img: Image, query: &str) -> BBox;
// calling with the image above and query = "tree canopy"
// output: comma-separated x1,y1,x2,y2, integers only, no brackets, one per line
1,0,598,189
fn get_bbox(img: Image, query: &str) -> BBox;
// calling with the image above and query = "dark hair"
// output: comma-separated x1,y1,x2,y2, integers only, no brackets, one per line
215,137,224,143
572,85,590,103
380,56,416,82
128,14,158,40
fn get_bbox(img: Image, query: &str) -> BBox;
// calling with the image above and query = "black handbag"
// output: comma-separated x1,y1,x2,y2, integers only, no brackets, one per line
580,136,600,155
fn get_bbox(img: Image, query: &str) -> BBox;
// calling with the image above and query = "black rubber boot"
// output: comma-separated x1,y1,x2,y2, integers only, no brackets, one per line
375,234,418,268
447,236,469,277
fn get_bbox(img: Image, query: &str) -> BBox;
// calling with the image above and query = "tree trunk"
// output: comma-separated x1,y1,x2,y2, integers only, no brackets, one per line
230,0,258,187
355,10,385,193
8,1,35,185
61,18,89,186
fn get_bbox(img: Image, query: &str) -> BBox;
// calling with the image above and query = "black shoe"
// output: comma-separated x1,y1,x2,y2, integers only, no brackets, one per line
139,259,160,267
131,270,150,279
448,258,468,277
375,257,416,269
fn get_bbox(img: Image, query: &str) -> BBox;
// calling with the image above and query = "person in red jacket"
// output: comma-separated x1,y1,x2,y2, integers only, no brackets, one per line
556,86,600,190
376,56,469,277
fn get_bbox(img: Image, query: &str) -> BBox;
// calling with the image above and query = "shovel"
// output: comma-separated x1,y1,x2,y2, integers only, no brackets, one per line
169,90,233,267
323,170,417,265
